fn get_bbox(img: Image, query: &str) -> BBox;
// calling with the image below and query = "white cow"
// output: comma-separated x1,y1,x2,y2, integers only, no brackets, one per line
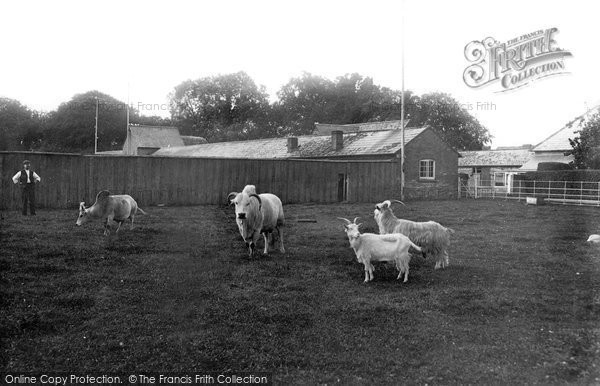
228,185,285,257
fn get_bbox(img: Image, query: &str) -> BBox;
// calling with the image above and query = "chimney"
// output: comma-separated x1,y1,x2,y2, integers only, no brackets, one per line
331,130,343,150
287,137,299,152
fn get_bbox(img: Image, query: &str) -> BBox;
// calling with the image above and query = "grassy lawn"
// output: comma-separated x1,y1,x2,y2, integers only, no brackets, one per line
1,199,600,384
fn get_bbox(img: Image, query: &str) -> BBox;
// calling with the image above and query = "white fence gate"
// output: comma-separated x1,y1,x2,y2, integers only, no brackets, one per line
459,179,600,207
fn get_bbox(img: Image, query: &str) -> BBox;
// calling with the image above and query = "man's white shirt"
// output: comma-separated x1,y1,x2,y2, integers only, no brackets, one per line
12,170,41,184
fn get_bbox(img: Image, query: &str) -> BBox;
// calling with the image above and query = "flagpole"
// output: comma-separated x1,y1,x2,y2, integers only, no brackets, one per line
94,96,99,154
400,0,406,201
126,83,131,154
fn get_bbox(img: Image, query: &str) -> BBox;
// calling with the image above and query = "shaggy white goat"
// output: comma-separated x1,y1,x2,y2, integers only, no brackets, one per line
339,217,421,283
373,200,453,270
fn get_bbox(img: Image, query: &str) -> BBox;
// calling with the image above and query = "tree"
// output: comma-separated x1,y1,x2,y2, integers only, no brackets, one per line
273,72,336,136
567,109,600,169
130,115,173,127
411,93,491,150
273,74,490,150
43,91,133,153
169,72,273,142
0,98,42,151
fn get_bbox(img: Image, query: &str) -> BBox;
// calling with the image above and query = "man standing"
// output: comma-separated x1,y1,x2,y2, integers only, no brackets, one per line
12,160,41,215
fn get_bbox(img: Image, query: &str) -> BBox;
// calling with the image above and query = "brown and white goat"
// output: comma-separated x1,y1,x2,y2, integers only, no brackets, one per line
373,200,453,269
76,190,146,235
339,217,421,283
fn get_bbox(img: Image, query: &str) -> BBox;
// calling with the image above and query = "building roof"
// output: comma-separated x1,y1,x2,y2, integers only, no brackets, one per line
314,120,409,135
124,125,184,154
181,135,208,146
153,127,430,159
458,149,532,167
533,106,599,152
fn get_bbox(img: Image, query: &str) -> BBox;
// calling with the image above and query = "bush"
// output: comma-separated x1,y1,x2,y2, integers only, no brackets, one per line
514,170,600,182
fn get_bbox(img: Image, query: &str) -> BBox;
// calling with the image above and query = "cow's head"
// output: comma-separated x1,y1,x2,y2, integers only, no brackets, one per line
76,202,89,226
227,191,262,221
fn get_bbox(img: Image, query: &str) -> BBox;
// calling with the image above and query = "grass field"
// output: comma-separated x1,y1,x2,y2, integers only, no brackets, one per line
1,199,600,384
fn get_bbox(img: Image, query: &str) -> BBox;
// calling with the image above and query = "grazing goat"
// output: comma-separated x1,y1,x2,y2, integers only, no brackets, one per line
228,185,285,257
339,217,420,283
374,199,453,270
76,190,146,235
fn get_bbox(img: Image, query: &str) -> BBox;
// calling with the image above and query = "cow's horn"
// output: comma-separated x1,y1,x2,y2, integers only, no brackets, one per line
249,193,262,209
227,192,238,201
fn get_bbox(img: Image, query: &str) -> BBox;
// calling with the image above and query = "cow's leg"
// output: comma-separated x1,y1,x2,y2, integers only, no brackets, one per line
246,242,254,258
262,233,269,255
104,217,111,236
278,227,285,253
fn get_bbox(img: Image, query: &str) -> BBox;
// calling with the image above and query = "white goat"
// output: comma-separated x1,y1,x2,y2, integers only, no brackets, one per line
76,190,146,235
228,185,285,257
339,217,421,283
587,234,600,244
374,200,453,270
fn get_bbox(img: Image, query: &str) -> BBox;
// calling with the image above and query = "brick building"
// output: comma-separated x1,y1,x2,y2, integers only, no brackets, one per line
153,120,460,200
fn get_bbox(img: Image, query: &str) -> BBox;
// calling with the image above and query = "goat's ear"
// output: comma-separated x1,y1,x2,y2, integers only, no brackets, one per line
357,223,363,228
79,202,86,211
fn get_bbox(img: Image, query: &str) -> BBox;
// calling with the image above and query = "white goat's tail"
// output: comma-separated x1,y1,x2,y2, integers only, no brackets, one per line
410,241,422,252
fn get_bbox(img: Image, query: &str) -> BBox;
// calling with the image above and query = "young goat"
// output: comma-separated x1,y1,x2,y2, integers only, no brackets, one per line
339,217,421,283
373,200,453,269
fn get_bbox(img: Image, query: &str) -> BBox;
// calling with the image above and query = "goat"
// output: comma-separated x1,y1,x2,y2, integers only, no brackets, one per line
76,190,146,235
339,217,420,283
587,234,600,244
228,185,285,257
374,199,453,270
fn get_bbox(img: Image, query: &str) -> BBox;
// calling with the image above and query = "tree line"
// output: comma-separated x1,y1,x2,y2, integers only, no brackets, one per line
0,71,539,155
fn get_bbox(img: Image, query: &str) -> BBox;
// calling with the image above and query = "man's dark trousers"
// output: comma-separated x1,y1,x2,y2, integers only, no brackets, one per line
21,183,36,215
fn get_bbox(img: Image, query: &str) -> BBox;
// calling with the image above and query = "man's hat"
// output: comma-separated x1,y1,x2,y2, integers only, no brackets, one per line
23,160,31,165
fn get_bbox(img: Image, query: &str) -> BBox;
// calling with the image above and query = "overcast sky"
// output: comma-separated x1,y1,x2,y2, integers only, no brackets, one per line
1,0,598,147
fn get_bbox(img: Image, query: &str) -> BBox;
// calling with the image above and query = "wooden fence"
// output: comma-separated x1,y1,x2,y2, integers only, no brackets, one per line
0,151,403,210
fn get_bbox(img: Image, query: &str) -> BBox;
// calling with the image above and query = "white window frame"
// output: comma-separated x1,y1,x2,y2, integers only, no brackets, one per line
419,159,435,180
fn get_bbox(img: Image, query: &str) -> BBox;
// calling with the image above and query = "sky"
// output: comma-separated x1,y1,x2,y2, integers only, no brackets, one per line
1,0,598,148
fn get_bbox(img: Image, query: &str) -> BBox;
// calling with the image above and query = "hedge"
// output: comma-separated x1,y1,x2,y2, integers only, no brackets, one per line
514,170,600,182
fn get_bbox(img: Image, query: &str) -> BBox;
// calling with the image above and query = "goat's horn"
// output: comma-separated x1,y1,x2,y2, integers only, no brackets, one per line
337,217,352,224
227,192,238,200
391,200,406,206
353,217,360,224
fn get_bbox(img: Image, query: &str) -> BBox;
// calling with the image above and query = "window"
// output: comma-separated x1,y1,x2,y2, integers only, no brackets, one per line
494,172,506,187
419,159,435,180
